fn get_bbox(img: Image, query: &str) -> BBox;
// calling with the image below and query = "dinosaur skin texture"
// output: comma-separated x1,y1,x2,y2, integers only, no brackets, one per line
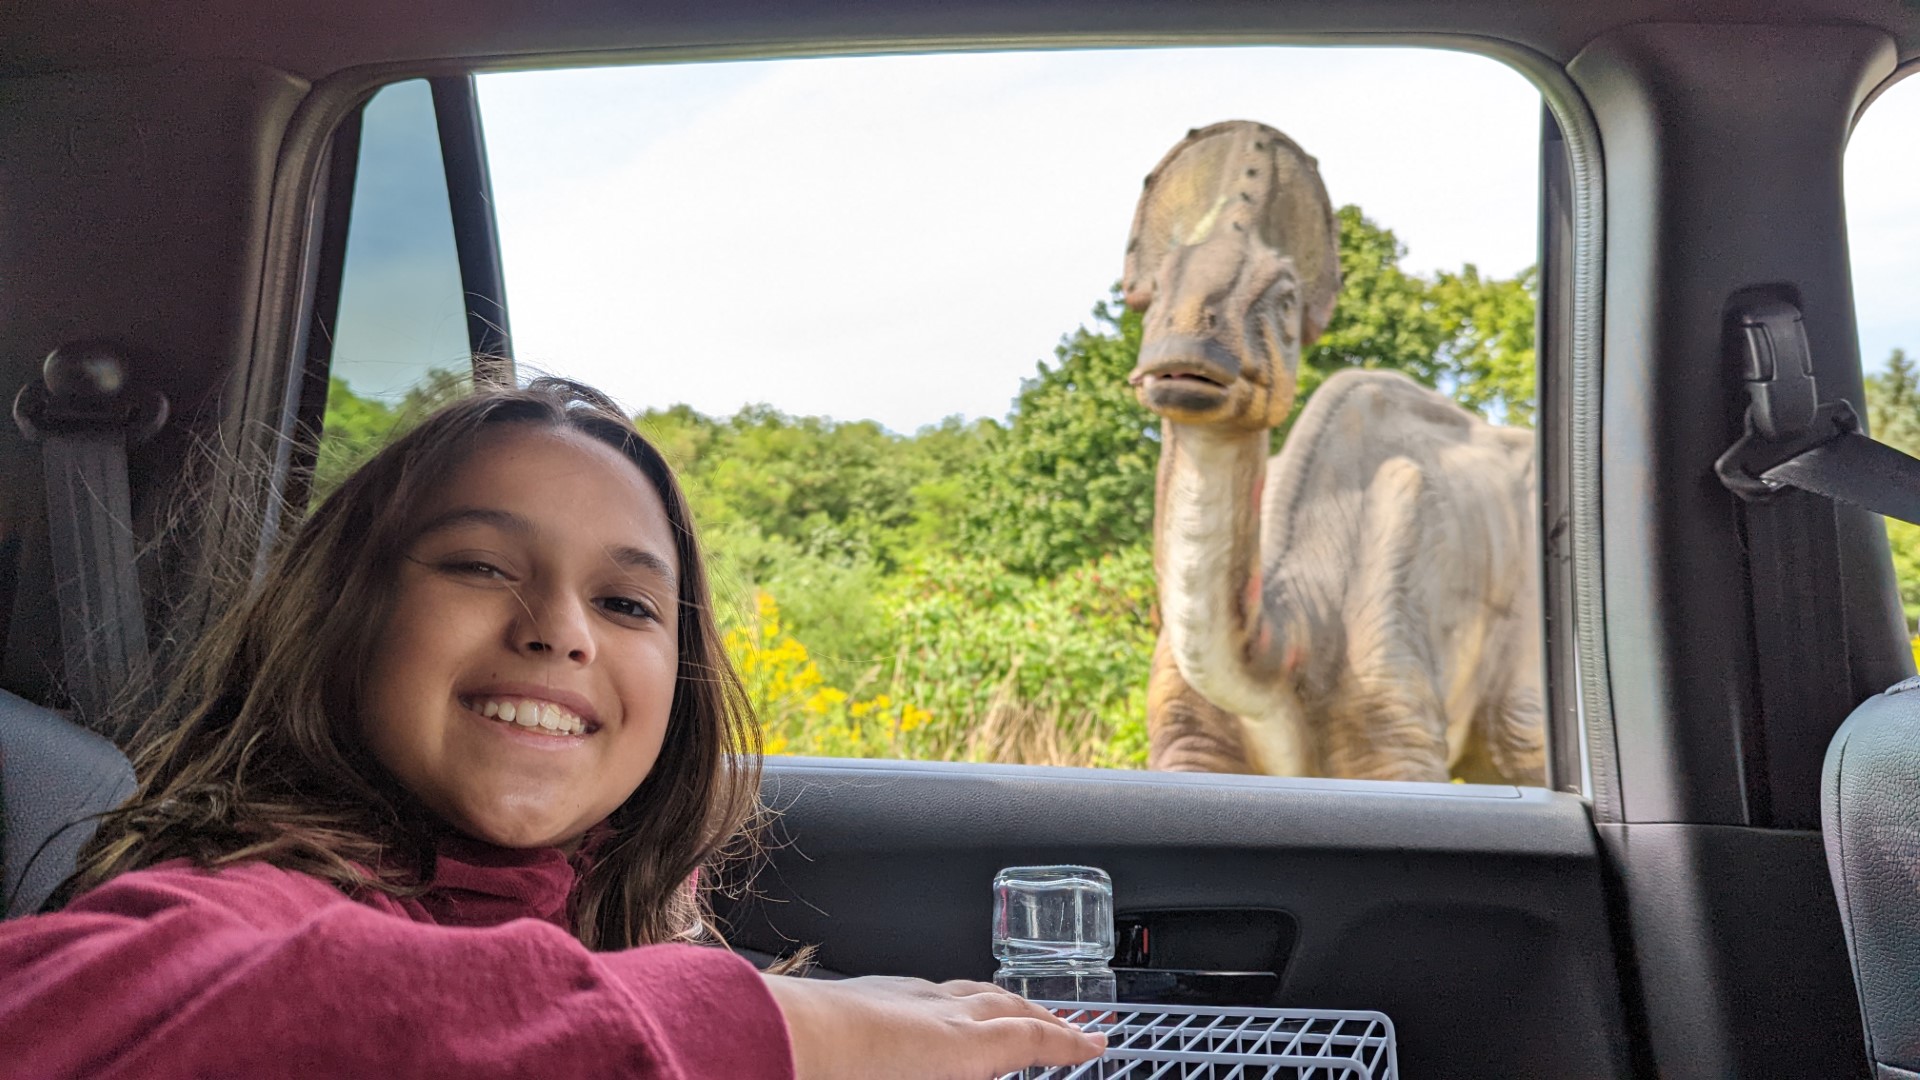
1123,121,1545,785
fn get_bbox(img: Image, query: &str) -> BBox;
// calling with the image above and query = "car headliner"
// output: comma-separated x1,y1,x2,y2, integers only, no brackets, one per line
2,0,1918,82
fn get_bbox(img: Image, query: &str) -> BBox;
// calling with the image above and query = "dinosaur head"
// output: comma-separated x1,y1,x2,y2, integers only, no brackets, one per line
1123,122,1340,432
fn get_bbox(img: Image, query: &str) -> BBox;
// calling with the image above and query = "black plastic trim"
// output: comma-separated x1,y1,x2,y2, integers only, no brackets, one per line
281,109,360,519
1539,102,1585,797
429,74,513,383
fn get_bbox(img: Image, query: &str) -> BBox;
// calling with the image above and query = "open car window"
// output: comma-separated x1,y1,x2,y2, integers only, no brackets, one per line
314,79,473,501
321,46,1556,785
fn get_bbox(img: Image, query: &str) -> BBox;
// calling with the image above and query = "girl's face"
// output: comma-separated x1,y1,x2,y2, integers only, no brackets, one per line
360,426,681,851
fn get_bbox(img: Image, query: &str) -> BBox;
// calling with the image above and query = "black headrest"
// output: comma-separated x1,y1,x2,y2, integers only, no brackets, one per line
0,688,136,917
1823,674,1920,1080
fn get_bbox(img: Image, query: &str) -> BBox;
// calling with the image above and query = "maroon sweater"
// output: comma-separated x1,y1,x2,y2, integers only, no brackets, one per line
0,841,795,1079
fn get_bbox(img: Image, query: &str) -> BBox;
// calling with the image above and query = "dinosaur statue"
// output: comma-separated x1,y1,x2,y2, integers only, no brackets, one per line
1123,121,1545,785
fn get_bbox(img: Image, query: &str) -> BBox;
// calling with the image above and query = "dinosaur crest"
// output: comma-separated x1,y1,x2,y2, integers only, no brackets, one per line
1123,122,1341,430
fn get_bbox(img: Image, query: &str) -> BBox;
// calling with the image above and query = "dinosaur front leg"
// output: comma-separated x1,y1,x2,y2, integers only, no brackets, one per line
1147,633,1260,774
1485,681,1547,786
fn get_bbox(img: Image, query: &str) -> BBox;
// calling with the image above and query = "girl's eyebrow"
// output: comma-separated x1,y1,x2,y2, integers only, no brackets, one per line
417,506,526,538
416,506,678,585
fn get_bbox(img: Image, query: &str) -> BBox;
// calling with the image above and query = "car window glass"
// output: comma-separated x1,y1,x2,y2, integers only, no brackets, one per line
314,79,473,500
339,48,1551,784
1846,72,1920,656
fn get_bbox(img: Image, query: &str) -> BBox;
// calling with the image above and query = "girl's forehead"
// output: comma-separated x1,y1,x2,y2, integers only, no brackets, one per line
425,425,676,552
457,425,652,492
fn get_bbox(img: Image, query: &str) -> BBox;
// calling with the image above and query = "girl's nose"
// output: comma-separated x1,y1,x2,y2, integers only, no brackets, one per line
512,593,594,663
522,638,588,662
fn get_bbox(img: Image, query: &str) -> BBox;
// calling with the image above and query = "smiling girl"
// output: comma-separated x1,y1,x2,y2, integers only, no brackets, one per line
0,379,1105,1079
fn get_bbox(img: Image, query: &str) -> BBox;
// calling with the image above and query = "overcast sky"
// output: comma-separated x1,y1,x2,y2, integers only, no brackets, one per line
327,50,1920,432
473,47,1542,432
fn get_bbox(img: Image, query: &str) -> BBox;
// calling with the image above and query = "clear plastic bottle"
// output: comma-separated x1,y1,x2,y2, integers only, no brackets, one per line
991,864,1117,1002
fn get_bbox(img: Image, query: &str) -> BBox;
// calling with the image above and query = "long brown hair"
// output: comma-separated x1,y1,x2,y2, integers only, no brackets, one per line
59,377,761,950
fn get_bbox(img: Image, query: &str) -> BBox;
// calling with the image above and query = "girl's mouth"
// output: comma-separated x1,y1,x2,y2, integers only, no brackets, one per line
459,695,596,738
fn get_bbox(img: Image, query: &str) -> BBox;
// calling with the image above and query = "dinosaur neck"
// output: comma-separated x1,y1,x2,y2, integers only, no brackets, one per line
1153,420,1307,772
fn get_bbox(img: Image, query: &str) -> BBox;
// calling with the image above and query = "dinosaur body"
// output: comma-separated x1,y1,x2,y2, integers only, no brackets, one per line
1124,121,1545,784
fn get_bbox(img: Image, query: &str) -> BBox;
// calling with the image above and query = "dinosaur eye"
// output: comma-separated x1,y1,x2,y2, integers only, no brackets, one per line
1272,287,1298,344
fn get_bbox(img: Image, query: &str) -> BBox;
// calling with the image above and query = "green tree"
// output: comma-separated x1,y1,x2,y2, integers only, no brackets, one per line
1308,206,1452,382
643,404,989,575
312,377,399,501
311,368,471,503
959,296,1161,579
1868,348,1920,456
1433,265,1538,426
1305,205,1538,427
1867,348,1920,626
637,402,997,676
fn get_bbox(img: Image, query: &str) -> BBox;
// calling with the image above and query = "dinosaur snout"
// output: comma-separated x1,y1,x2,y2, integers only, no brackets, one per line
1132,336,1240,386
1131,336,1244,420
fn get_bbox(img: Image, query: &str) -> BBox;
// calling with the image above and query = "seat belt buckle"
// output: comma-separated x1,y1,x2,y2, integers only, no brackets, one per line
1714,300,1857,502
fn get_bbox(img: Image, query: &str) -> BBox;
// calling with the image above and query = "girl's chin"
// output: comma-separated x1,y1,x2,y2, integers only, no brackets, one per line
451,816,590,853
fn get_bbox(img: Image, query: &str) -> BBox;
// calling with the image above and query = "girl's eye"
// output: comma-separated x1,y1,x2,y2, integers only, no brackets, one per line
444,560,509,580
599,595,657,622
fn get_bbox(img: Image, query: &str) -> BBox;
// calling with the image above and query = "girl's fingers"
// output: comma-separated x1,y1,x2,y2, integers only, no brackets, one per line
986,1015,1110,1066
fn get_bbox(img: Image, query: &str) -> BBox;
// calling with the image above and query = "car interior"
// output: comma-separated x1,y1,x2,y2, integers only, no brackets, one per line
4,1,1920,1077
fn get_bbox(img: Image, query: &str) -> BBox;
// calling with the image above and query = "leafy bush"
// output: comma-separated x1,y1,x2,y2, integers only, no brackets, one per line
720,549,1156,768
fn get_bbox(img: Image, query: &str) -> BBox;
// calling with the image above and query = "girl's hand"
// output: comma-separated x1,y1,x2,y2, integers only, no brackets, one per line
760,972,1108,1080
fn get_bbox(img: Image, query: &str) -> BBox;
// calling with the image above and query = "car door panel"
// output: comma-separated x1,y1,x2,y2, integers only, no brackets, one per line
717,758,1633,1078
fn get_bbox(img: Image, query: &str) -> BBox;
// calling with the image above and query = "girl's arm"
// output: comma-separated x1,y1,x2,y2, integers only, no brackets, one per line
0,861,790,1079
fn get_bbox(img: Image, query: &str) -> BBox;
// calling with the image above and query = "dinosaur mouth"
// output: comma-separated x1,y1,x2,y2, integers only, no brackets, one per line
1137,371,1232,417
1129,361,1230,391
1130,338,1240,416
1147,370,1225,388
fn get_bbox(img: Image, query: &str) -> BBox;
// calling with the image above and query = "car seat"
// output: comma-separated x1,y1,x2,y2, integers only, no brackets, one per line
0,689,136,917
1823,674,1920,1079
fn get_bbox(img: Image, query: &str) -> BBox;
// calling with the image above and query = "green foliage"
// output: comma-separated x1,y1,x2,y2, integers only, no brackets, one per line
880,546,1157,767
1310,206,1453,382
1869,349,1920,457
1306,206,1538,427
1867,349,1920,625
639,404,992,577
313,377,400,500
727,550,1155,767
1433,266,1538,426
312,368,471,503
959,297,1161,579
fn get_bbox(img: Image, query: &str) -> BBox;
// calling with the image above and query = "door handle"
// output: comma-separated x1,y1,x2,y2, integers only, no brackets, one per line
1114,967,1281,1007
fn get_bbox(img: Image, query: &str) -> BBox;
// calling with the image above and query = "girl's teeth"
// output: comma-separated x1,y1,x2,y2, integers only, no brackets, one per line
470,698,584,736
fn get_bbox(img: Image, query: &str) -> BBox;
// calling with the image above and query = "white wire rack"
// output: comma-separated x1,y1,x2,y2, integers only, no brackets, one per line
1004,1001,1398,1080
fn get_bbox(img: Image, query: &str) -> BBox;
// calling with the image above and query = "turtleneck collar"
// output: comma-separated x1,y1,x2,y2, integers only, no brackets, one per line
412,835,581,930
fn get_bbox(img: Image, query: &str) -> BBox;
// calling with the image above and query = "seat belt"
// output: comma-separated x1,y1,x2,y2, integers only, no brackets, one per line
1716,301,1920,523
11,342,168,741
1713,300,1916,826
